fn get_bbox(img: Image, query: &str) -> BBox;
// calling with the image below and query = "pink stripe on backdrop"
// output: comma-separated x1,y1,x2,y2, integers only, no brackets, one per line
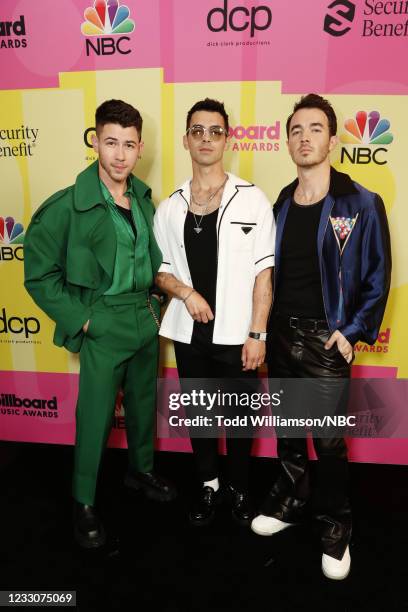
1,367,407,464
1,1,408,93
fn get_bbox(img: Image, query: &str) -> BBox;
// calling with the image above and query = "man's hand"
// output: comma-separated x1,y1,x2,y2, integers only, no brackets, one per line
241,337,265,371
324,330,354,363
82,319,90,333
184,291,214,324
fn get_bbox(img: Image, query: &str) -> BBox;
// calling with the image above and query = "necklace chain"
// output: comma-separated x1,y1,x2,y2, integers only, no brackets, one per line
189,175,228,234
190,174,228,207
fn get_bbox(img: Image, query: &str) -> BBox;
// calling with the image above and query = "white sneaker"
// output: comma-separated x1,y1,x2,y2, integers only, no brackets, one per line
322,546,351,580
251,514,292,536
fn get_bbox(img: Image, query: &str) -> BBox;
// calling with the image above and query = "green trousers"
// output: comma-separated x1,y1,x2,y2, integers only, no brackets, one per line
72,291,159,505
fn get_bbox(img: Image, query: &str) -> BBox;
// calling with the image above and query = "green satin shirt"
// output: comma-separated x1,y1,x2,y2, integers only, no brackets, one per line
100,179,153,295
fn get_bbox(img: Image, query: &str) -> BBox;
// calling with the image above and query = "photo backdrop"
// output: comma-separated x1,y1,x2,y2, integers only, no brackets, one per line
1,0,407,462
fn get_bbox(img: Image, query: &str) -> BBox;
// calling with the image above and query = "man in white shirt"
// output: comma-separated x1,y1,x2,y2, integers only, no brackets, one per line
154,98,275,525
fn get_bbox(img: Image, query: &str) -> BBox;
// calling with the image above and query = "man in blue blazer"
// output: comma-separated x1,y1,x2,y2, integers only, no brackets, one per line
251,94,391,580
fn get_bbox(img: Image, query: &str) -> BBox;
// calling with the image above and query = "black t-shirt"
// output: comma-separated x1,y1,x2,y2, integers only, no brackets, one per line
184,208,218,341
116,204,137,238
274,198,326,318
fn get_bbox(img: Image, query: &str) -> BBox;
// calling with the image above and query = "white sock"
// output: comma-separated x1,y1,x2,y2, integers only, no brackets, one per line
203,477,219,492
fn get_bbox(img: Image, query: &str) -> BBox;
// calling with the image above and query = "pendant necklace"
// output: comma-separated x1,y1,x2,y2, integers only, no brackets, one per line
189,197,208,234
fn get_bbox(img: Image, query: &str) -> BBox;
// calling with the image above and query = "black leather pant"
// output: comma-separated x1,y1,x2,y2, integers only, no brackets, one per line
261,313,352,559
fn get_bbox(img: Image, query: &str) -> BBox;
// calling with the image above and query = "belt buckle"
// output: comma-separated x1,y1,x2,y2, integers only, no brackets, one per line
289,317,299,329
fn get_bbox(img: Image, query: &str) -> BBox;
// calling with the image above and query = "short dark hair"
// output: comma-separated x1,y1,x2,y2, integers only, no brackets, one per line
286,93,337,137
95,99,143,138
186,98,229,133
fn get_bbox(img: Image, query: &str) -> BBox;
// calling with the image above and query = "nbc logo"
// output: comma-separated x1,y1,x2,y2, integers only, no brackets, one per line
81,0,135,36
340,111,393,166
0,217,24,261
0,217,24,244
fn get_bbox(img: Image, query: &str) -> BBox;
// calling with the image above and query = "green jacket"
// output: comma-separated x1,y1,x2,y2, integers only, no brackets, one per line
24,161,162,352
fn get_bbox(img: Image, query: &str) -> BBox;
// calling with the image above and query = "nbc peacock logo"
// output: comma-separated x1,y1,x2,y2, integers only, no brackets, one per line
0,217,24,245
341,111,393,145
81,0,135,36
340,111,393,165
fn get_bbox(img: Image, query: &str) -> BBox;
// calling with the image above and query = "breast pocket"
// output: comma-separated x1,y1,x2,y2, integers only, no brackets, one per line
229,221,257,251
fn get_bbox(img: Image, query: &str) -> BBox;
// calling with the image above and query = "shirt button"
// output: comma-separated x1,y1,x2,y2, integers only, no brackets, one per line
181,245,184,249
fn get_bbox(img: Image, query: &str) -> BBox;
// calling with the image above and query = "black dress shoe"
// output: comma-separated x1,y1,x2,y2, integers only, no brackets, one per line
189,486,221,526
227,485,254,526
73,501,106,549
124,470,177,502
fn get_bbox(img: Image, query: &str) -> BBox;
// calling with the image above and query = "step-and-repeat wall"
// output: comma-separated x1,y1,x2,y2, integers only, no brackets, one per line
1,0,407,462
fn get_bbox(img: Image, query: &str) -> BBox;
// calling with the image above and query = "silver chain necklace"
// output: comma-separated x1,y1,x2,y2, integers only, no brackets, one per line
189,175,228,234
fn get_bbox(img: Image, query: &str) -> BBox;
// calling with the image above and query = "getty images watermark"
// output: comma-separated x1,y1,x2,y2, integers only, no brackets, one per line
167,389,356,430
156,378,408,439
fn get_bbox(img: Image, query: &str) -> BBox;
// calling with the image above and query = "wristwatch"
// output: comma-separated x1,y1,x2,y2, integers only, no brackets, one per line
248,331,267,341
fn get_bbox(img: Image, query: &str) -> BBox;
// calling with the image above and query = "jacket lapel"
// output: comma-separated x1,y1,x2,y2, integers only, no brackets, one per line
74,162,117,279
274,197,290,285
88,209,117,278
317,194,335,260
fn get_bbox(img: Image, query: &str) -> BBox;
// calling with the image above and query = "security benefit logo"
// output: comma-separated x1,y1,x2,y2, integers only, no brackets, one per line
324,1,356,37
0,126,39,158
0,217,24,262
340,111,393,165
0,308,40,344
0,15,27,49
81,0,135,56
0,392,59,419
324,1,408,38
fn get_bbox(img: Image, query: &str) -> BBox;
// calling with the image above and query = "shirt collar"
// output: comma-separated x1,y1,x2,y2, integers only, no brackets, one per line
275,166,359,209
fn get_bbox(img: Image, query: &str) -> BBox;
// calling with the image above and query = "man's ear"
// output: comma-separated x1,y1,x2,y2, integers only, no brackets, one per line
91,133,99,154
329,134,338,152
183,134,189,151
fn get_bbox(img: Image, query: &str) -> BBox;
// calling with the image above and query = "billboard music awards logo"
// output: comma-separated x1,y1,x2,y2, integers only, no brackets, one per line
0,15,27,49
0,392,59,419
324,1,408,37
0,217,24,262
227,123,280,152
206,0,272,47
355,328,391,354
340,111,393,165
81,0,135,56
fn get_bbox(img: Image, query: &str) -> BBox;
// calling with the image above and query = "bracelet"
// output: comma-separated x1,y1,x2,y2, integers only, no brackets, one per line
248,331,267,341
182,289,195,303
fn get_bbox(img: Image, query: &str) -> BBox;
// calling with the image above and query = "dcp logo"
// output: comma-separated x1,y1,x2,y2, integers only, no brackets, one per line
207,0,272,38
324,0,355,37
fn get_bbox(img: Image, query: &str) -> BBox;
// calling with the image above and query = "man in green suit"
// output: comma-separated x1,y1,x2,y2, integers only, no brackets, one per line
24,99,176,548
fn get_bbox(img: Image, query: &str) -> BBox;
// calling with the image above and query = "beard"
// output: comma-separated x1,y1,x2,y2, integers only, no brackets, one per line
292,146,330,168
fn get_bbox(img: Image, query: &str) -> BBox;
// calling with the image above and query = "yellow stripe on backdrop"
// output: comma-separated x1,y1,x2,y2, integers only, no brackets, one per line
0,91,26,372
238,81,256,183
23,85,89,375
161,76,175,202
